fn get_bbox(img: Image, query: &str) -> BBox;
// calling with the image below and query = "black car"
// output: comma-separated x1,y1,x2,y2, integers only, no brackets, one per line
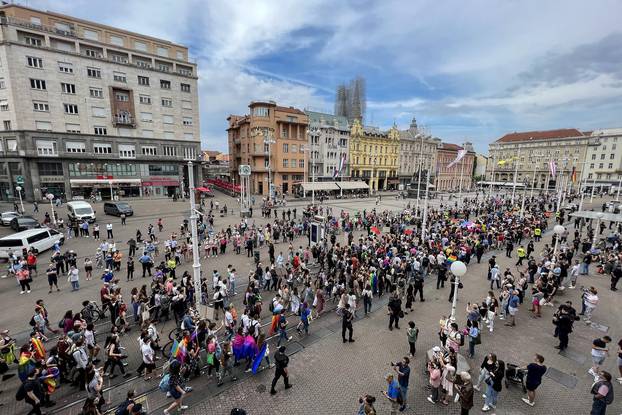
103,201,134,217
10,216,41,231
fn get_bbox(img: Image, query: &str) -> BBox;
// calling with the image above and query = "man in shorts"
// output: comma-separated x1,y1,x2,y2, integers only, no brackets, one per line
589,336,611,381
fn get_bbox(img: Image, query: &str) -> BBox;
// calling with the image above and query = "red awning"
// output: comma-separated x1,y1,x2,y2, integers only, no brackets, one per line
142,180,180,186
195,187,212,192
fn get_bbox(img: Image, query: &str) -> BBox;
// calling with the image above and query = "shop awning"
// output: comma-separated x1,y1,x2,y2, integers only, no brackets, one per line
336,181,370,190
301,182,340,191
70,179,142,185
570,211,622,223
142,179,180,186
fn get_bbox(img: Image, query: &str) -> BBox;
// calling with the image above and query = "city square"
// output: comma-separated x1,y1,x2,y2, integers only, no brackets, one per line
0,2,620,415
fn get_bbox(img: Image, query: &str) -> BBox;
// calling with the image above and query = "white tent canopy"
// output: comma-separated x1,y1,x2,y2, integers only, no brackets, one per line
336,181,369,190
301,182,339,191
569,211,622,223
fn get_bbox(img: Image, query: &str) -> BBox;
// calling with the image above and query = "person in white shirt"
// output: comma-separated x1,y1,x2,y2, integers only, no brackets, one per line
228,267,237,295
84,323,100,363
106,223,113,239
140,337,156,380
583,287,599,323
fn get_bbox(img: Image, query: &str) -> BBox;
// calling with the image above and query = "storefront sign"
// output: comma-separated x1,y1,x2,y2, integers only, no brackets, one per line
40,176,65,183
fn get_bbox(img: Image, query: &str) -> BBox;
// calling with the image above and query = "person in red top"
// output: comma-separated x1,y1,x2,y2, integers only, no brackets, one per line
26,253,38,277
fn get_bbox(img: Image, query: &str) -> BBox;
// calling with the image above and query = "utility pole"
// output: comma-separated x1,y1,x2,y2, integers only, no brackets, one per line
187,161,202,312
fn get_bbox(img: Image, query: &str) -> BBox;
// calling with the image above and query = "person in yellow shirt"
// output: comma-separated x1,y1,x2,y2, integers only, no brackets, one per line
167,258,177,279
516,246,526,266
534,227,541,242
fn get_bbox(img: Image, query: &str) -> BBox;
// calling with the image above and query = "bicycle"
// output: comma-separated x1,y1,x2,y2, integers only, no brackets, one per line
81,301,104,324
162,329,185,359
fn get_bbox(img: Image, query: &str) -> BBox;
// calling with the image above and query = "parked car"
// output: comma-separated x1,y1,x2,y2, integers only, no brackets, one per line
67,201,96,223
103,201,134,217
1,211,20,226
9,216,41,231
606,200,621,213
0,228,63,259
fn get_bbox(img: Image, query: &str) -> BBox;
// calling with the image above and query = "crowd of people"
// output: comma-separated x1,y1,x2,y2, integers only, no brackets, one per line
0,190,620,415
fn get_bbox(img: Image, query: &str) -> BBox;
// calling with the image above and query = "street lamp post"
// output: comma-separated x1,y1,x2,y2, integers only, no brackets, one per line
421,164,431,240
187,161,203,313
46,193,56,225
263,130,275,201
14,186,24,214
593,212,604,248
449,260,467,322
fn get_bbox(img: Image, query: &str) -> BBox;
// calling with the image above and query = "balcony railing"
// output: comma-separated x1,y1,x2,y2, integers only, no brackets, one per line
113,114,136,127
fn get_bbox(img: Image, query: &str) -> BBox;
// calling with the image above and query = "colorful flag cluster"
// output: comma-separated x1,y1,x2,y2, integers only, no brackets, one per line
170,338,188,363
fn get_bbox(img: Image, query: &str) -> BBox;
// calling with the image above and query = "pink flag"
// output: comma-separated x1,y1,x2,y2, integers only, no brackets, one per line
549,160,557,177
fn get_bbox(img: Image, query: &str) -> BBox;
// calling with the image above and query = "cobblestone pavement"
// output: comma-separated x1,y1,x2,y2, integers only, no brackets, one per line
1,192,621,415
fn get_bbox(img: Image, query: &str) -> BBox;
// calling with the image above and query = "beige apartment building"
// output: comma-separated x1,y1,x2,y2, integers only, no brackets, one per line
398,116,440,189
0,4,200,201
228,101,308,198
487,129,592,190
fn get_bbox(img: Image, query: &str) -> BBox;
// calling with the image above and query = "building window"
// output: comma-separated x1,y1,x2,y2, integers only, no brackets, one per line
91,106,106,117
36,140,57,156
61,82,76,94
140,112,153,122
282,174,288,181
27,56,43,68
599,163,604,169
38,162,63,176
299,159,305,168
183,147,196,160
163,146,177,157
592,154,597,160
94,126,107,135
58,62,73,73
30,78,47,90
252,107,269,117
142,146,157,156
115,92,129,102
264,159,269,168
138,76,150,86
181,83,191,93
0,78,4,89
283,159,289,168
283,144,288,153
142,129,154,138
89,87,103,98
83,29,99,41
93,143,112,154
87,67,101,78
84,49,98,58
119,144,136,159
0,100,8,111
590,163,595,168
3,120,11,131
291,144,297,153
6,138,16,150
161,98,173,107
113,72,127,83
110,35,124,47
156,47,169,57
610,154,615,160
182,100,192,110
35,121,52,131
160,80,171,89
609,163,614,169
65,123,81,133
161,115,173,124
24,36,42,47
65,141,86,153
182,117,192,126
63,103,79,114
33,101,49,112
134,41,147,51
139,95,151,105
588,173,593,179
164,131,175,140
281,126,288,138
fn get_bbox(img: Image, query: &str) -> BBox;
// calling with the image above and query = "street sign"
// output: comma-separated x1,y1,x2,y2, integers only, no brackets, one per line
15,175,24,184
239,165,251,176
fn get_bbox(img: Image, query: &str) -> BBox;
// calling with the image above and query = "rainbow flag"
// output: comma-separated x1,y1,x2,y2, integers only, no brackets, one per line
171,338,188,363
17,353,35,382
41,366,60,393
31,338,46,360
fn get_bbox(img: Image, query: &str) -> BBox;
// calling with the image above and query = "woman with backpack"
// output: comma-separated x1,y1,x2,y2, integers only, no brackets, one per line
163,360,190,415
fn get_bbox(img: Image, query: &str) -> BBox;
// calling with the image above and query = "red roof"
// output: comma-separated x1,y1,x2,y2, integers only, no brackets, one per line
275,106,306,115
440,143,464,151
496,128,584,143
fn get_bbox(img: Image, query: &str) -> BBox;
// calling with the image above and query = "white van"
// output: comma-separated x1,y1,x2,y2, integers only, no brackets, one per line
0,228,64,259
67,201,96,223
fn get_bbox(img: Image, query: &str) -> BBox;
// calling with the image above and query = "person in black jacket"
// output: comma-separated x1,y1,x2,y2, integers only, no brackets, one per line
554,305,575,351
482,358,504,412
270,346,292,395
388,293,402,330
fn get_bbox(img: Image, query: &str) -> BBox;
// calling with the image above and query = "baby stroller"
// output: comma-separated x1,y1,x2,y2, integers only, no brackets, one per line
505,363,527,393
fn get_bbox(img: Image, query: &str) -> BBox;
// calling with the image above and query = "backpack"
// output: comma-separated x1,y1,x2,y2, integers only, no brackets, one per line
58,319,65,329
29,315,36,327
269,298,275,312
159,373,170,392
115,400,133,415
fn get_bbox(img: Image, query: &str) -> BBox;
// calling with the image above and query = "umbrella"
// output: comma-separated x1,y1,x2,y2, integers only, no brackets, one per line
370,226,381,235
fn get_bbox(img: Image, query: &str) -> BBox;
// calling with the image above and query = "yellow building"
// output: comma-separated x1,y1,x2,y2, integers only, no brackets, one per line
349,119,400,190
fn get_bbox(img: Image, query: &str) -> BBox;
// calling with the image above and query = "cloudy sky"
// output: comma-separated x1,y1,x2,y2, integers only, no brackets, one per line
28,0,622,152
